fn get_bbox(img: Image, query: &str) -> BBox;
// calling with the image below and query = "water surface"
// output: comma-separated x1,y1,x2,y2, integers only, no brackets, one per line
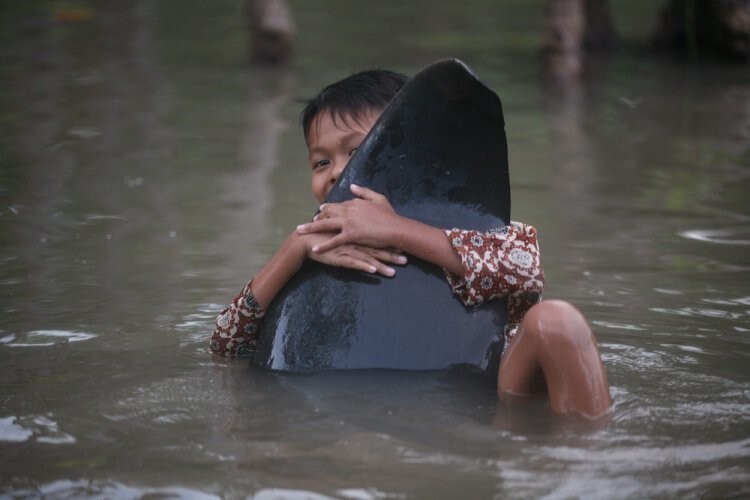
1,1,749,498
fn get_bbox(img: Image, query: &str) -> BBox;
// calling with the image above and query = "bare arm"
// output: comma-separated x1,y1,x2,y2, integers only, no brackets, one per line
210,234,311,357
252,230,407,309
210,229,406,357
249,232,306,310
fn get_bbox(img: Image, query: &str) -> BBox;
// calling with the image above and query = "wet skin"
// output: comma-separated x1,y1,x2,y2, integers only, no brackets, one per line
299,115,612,420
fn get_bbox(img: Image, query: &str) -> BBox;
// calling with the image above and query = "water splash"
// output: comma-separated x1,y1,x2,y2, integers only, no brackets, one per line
0,415,75,444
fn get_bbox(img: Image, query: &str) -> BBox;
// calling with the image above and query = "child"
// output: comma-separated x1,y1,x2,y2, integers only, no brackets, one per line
210,69,611,420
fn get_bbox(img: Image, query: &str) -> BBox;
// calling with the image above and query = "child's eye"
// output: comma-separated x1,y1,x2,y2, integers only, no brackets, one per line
348,147,359,157
312,159,330,170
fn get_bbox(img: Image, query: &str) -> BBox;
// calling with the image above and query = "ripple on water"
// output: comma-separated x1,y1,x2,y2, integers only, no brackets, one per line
504,438,750,498
680,227,750,246
0,329,96,347
7,480,219,499
175,304,221,346
592,320,646,332
0,415,75,444
708,296,750,306
649,306,744,320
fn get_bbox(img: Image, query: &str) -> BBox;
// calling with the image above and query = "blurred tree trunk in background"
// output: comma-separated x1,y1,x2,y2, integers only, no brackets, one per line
652,0,750,58
246,0,295,65
544,0,586,56
583,0,616,49
543,0,615,80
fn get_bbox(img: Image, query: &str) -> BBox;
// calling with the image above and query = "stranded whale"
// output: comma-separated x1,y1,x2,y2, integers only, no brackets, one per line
253,59,511,374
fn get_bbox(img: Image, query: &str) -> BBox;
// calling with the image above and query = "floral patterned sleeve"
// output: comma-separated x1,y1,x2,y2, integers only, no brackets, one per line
209,278,265,358
443,221,544,347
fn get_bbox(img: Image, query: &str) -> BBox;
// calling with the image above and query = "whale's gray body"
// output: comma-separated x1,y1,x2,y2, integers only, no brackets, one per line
253,59,511,375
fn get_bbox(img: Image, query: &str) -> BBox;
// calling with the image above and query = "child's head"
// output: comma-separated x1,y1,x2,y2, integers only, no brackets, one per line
301,69,408,144
301,69,408,202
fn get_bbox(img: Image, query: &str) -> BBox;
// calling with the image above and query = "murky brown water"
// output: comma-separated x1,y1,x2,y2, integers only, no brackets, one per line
1,1,749,498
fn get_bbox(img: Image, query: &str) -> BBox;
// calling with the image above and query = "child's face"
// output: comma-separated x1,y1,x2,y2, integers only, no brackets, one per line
306,109,380,203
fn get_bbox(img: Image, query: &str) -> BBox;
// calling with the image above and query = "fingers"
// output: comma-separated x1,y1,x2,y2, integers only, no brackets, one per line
312,185,387,222
312,206,327,222
310,233,347,254
355,253,396,277
297,219,341,235
350,183,384,202
362,247,408,265
311,245,400,278
348,247,402,277
324,245,406,277
371,261,396,277
313,202,339,221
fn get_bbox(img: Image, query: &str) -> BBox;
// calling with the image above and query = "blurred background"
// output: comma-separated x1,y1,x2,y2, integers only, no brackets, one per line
1,1,749,498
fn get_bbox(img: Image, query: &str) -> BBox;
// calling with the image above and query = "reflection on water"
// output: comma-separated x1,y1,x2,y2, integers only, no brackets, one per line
1,330,97,348
681,227,750,245
1,0,749,498
9,480,220,500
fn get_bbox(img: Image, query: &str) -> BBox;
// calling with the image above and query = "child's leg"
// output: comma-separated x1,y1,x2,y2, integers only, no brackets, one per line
498,300,612,419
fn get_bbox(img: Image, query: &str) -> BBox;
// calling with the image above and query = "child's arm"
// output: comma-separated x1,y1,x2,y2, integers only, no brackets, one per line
209,228,406,357
296,185,544,345
442,222,544,346
210,278,264,357
251,230,406,307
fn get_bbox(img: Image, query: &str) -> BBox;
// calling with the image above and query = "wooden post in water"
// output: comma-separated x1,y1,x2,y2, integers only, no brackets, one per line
543,0,587,79
543,0,616,80
652,0,750,59
246,0,295,65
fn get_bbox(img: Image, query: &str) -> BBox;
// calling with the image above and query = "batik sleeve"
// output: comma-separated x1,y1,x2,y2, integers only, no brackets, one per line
209,278,266,358
443,221,544,345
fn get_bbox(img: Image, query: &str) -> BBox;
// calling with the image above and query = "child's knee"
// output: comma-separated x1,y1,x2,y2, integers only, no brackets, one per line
523,300,593,348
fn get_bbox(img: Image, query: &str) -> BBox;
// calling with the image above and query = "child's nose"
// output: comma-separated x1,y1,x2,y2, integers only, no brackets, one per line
329,161,345,184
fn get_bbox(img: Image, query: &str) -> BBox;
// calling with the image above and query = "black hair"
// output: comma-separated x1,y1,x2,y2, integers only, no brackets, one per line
300,69,408,143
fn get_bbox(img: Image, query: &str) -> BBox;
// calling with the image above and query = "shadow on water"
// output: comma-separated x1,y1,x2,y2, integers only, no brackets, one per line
1,0,749,498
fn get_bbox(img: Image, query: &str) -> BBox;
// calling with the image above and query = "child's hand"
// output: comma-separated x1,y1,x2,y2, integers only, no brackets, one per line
302,232,407,277
297,184,402,253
